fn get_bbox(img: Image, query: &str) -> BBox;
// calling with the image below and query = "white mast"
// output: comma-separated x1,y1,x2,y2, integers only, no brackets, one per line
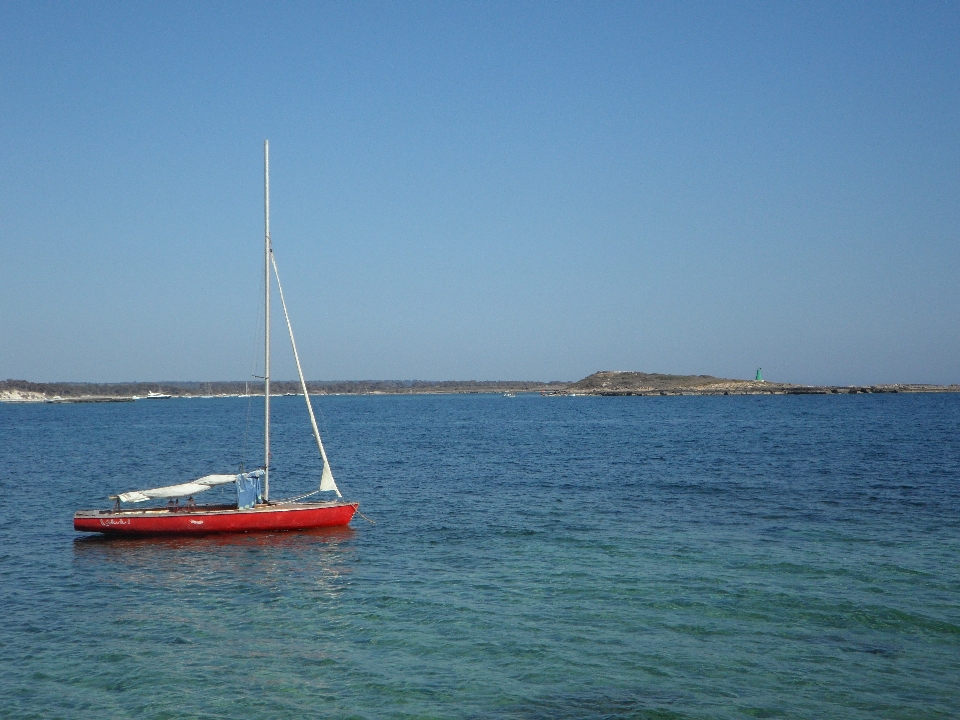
263,140,271,502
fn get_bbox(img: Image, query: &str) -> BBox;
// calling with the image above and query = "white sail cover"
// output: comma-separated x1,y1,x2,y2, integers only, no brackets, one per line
114,474,238,503
320,461,342,497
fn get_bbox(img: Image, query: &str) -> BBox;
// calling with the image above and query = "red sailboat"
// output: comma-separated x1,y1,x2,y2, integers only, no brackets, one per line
75,142,358,535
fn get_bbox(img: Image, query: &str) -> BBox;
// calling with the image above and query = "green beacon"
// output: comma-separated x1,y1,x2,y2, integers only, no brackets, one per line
755,368,763,382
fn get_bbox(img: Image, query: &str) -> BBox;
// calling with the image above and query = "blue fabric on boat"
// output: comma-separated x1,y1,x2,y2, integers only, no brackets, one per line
236,473,264,509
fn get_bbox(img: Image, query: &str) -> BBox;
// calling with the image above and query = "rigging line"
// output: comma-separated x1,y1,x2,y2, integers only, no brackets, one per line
270,249,342,498
271,489,322,504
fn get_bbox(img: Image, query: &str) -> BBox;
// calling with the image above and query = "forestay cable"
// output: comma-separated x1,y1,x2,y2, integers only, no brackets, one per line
270,251,342,498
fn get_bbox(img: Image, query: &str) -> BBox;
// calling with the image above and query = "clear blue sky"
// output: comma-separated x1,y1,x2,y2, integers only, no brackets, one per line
1,1,957,385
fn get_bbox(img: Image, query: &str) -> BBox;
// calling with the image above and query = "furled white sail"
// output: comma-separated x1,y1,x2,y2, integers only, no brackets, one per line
114,474,237,503
320,461,341,497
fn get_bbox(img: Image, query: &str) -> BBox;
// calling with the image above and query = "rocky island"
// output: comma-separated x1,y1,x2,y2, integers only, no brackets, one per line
558,371,959,396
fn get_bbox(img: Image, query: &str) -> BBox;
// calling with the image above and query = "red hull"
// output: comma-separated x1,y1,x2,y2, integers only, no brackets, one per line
74,501,358,535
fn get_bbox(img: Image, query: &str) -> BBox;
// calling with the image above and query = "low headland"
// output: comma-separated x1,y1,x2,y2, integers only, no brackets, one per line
2,372,957,403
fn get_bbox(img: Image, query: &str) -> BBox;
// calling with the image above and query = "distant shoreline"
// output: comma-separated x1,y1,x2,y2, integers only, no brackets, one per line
2,372,958,403
0,379,563,403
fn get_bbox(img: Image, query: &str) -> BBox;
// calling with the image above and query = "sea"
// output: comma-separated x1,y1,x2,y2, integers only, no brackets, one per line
1,393,958,719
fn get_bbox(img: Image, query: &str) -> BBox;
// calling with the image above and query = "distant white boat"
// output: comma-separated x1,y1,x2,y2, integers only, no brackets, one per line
503,392,516,398
145,391,172,399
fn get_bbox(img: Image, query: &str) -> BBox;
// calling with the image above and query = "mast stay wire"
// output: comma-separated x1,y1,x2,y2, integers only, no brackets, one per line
270,249,342,498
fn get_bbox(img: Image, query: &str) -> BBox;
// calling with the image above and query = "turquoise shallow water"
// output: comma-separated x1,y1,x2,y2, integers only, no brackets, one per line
1,393,959,719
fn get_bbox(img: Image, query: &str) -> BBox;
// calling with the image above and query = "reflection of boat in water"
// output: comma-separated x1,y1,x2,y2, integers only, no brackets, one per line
74,142,358,536
72,526,357,598
73,524,356,553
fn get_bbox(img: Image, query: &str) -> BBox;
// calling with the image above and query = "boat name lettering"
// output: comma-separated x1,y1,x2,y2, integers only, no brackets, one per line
99,518,131,526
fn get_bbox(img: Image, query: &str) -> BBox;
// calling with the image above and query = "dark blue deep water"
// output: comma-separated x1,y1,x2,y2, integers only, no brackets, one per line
2,393,959,719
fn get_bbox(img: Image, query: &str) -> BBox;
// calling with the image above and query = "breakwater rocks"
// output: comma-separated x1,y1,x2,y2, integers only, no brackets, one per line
553,371,960,397
0,386,135,403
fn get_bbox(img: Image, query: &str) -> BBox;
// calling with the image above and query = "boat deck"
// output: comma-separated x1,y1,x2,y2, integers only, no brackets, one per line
74,501,347,519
